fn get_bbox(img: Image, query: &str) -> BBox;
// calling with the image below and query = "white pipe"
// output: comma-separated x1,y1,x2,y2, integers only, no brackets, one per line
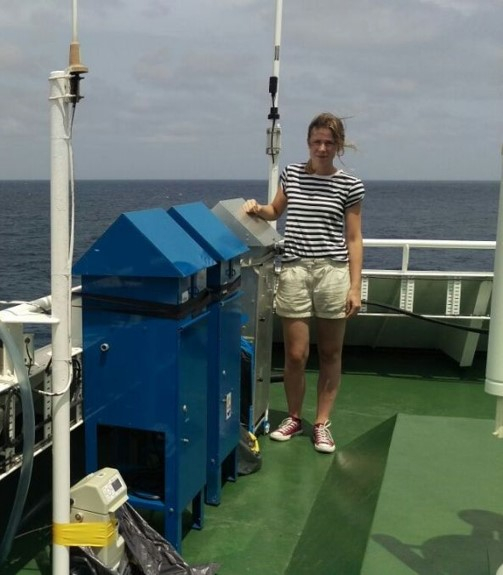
485,145,503,435
266,0,283,218
49,70,72,575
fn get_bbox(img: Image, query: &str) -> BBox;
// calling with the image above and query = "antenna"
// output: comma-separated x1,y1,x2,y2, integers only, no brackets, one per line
68,0,88,77
266,0,283,224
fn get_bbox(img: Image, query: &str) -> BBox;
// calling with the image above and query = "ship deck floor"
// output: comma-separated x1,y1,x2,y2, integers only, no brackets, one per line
6,345,503,575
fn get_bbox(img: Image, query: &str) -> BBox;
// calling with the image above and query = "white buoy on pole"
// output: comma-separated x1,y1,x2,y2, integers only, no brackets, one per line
266,0,283,225
485,145,503,438
49,69,72,575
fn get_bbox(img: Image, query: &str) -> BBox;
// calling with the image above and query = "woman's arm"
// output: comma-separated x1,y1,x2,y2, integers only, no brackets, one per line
242,185,287,221
345,201,363,318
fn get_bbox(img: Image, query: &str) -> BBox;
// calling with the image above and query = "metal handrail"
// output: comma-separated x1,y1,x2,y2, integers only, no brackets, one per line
363,239,496,272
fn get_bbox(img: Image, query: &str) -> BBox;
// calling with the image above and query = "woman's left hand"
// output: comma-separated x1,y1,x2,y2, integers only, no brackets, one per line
345,288,361,318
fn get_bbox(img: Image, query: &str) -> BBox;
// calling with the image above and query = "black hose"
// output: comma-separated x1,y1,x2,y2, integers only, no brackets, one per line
269,300,489,383
362,299,489,335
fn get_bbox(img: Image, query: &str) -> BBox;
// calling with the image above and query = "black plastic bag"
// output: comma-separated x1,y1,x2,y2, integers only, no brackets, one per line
70,502,219,575
70,546,132,575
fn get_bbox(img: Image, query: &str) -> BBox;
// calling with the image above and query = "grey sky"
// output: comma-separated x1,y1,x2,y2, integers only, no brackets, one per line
0,0,501,181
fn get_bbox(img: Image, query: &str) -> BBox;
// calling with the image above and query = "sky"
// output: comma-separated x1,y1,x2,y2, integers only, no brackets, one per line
0,0,501,181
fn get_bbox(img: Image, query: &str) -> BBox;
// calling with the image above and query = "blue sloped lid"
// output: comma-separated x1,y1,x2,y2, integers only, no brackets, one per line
168,202,248,261
73,208,216,277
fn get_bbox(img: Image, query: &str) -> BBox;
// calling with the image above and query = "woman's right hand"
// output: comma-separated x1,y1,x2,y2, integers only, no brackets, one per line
243,199,261,215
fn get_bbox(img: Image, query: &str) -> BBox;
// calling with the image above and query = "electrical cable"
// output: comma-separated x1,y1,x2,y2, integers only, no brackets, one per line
361,299,489,335
35,363,74,397
268,299,489,385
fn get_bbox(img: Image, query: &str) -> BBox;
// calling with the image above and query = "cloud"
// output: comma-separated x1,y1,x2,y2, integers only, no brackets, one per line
0,43,26,71
418,0,496,17
0,0,501,180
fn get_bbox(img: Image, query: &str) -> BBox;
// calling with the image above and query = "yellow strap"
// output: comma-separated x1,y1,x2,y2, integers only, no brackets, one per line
53,520,117,547
248,432,260,454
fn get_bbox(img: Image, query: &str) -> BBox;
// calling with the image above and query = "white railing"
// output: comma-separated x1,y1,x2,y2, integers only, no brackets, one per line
363,238,496,272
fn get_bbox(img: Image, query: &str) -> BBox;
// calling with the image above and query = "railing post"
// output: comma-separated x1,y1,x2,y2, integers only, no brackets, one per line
401,243,410,272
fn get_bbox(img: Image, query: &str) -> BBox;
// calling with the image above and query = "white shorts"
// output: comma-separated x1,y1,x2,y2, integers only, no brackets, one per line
275,258,350,319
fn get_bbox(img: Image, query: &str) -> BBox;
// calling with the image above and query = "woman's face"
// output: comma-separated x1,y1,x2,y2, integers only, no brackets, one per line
308,127,337,165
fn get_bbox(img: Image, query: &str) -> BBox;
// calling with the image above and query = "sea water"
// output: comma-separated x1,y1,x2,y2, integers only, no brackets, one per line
0,178,498,306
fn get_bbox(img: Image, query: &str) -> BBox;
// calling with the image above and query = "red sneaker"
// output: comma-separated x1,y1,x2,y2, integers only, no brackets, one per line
313,421,336,453
269,416,303,441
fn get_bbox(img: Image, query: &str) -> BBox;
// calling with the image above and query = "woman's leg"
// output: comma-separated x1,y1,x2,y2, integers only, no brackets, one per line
282,317,310,419
314,318,346,424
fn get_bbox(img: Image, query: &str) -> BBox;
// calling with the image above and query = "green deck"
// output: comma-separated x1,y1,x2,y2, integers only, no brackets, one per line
5,346,502,574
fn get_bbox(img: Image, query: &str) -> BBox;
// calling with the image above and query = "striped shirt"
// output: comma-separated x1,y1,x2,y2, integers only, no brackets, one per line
279,162,365,262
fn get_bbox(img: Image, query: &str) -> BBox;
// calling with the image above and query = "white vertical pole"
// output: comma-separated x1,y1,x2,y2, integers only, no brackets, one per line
271,0,282,88
485,145,503,438
266,0,283,225
49,70,72,575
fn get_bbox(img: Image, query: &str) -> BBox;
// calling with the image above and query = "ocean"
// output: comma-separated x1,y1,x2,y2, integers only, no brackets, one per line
0,178,499,308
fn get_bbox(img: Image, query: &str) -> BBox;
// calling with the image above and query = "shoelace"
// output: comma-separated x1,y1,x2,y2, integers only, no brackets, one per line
314,422,333,443
280,417,300,432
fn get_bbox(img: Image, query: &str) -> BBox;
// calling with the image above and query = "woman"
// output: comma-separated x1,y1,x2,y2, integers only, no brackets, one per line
243,112,364,453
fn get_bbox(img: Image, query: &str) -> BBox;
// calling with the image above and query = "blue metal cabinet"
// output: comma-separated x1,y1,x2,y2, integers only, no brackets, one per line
74,208,215,551
169,202,248,505
204,290,242,504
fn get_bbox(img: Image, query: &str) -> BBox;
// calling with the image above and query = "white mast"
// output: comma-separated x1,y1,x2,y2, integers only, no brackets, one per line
485,145,503,435
266,0,283,227
50,2,87,573
487,147,503,575
49,68,73,575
